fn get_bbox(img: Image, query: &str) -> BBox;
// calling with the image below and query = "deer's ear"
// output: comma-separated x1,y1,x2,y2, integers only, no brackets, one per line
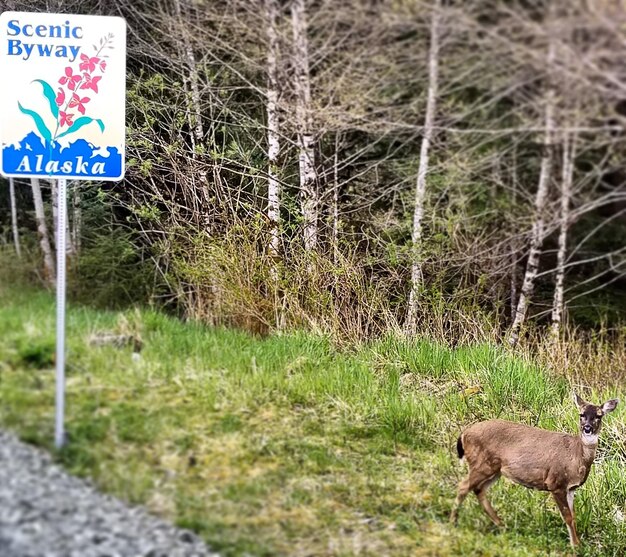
573,392,587,410
602,399,619,414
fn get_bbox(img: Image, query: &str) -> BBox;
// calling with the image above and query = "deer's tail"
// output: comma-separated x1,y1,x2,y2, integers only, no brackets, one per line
456,435,464,462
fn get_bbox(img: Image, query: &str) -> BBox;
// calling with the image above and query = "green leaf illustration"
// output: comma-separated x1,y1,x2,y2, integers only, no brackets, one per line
56,116,105,139
33,79,59,119
18,102,52,142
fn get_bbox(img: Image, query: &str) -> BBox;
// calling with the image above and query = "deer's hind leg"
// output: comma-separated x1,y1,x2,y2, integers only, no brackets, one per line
450,466,501,525
475,474,502,526
450,475,471,524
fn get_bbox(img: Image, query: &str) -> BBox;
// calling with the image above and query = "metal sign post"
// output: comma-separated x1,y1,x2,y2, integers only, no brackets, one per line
55,178,67,448
0,12,126,448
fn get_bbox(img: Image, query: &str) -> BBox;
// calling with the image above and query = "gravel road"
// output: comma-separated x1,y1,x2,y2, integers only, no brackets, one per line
0,430,219,557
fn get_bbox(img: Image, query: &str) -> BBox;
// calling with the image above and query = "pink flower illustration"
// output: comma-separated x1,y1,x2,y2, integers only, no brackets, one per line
79,54,101,73
59,67,81,90
35,32,116,141
80,74,102,94
55,88,65,107
69,93,91,115
59,111,74,127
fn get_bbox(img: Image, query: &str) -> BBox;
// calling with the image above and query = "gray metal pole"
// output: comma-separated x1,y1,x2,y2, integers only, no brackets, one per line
55,178,67,449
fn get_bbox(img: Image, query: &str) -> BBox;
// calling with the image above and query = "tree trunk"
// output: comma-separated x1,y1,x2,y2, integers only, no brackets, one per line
174,0,204,150
332,133,341,263
31,178,55,286
510,146,518,321
551,131,576,338
508,40,556,347
9,178,21,258
510,251,518,321
72,185,82,256
405,0,441,334
291,0,318,252
51,179,59,249
266,0,281,258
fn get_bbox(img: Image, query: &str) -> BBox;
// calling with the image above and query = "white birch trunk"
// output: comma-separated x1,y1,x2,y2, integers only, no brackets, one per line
65,203,73,256
72,186,82,255
510,252,518,321
51,179,58,250
291,0,318,252
508,40,556,347
9,178,21,258
174,0,204,149
332,133,340,263
31,178,55,287
405,0,441,334
510,147,518,321
551,132,576,338
266,0,281,257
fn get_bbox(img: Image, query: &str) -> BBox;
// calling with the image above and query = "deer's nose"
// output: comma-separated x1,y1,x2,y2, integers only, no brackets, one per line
583,425,592,434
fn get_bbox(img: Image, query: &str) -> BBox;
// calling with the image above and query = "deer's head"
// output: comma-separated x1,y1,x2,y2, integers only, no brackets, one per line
574,392,618,444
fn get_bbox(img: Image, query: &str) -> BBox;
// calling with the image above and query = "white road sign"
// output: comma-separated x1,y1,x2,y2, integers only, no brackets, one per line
0,12,126,180
0,11,127,448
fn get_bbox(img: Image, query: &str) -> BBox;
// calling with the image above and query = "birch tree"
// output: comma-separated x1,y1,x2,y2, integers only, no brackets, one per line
551,130,577,338
331,133,342,262
266,0,281,257
31,178,55,286
291,0,318,252
9,178,21,258
173,0,204,151
405,0,441,334
72,186,82,256
508,38,556,347
51,179,58,249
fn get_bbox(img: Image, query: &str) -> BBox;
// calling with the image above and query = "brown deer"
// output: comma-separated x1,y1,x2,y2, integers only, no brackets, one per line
450,393,619,547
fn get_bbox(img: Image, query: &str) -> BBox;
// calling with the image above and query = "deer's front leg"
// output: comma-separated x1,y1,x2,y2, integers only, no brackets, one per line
552,489,579,547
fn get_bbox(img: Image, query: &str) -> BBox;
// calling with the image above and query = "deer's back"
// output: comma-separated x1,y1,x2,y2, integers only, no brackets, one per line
462,419,587,491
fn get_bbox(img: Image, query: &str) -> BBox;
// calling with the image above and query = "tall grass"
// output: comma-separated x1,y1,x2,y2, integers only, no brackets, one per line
167,224,507,345
534,326,626,387
1,282,625,556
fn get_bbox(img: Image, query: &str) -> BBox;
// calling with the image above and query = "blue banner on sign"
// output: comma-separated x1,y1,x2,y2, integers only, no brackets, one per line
3,132,122,178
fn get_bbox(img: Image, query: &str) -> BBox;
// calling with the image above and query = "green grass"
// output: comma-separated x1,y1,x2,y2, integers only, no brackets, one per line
0,283,625,556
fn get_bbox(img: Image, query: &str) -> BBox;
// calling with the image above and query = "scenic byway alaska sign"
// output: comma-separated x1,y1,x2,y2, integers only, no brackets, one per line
0,12,126,181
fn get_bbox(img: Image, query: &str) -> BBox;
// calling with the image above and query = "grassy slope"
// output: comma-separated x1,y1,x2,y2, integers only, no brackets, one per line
0,284,625,556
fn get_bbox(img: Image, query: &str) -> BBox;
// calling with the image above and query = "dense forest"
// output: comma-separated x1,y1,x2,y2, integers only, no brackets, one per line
2,0,626,346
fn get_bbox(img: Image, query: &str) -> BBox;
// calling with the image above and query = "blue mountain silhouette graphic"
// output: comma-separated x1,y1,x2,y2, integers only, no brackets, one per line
2,131,122,179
